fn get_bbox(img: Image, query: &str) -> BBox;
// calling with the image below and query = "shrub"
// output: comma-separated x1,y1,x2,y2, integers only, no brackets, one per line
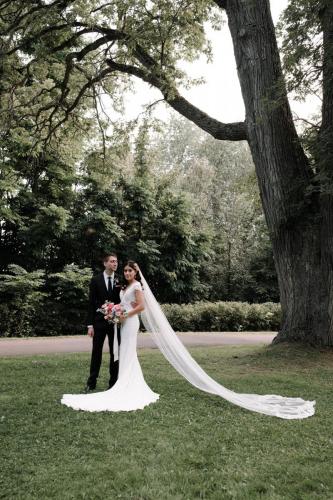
36,264,92,336
0,264,92,337
162,301,281,332
0,265,280,337
0,265,46,337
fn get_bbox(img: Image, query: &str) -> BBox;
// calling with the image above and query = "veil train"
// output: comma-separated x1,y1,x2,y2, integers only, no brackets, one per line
139,270,315,420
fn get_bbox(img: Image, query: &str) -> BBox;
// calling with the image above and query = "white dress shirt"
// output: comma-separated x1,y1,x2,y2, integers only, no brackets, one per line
103,271,114,290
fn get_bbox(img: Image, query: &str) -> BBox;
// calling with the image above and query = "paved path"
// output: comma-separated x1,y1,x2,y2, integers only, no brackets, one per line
0,332,276,357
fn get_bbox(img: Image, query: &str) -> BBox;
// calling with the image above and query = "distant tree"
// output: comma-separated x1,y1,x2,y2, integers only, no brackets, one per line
151,115,279,302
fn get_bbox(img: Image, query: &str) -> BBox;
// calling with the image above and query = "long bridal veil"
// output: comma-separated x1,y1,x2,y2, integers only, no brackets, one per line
139,270,315,419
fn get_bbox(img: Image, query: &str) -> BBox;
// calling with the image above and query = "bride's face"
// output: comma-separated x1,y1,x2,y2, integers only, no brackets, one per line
124,265,136,282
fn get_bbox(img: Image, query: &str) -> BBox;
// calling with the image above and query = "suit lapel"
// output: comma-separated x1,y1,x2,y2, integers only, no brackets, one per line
99,273,108,294
99,272,119,296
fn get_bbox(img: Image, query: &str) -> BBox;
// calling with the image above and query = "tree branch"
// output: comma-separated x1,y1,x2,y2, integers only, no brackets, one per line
3,15,247,143
105,59,246,141
3,25,86,56
0,0,74,36
90,2,115,14
43,65,117,143
213,0,227,10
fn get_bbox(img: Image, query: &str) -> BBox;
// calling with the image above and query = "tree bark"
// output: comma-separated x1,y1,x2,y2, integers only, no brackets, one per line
316,2,333,346
224,0,333,346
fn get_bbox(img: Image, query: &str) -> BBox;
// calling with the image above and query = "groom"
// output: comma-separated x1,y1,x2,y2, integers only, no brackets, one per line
85,253,121,392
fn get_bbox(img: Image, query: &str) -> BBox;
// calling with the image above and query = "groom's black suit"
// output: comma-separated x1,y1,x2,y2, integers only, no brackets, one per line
86,272,121,389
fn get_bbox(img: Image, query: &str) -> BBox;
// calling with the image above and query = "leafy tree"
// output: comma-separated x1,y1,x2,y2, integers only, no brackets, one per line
73,121,212,302
1,0,332,345
0,149,77,272
150,114,279,302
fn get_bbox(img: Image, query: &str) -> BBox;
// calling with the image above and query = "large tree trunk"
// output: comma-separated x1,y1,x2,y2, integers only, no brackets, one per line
225,0,333,346
317,2,333,346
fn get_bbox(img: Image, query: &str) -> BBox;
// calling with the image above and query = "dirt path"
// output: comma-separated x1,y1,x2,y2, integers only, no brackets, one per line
0,332,276,357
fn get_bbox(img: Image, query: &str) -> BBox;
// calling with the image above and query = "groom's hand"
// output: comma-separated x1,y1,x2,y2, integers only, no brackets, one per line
87,326,94,337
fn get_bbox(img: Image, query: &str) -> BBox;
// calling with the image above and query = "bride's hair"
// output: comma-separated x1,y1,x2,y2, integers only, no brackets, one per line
124,260,142,286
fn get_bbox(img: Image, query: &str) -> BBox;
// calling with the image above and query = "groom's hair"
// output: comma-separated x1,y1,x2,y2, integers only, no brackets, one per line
102,252,117,262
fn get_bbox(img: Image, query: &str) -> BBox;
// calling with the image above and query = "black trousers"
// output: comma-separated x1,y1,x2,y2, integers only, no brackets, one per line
87,324,121,389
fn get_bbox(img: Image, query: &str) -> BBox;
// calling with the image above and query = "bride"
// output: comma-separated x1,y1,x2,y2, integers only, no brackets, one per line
61,262,315,419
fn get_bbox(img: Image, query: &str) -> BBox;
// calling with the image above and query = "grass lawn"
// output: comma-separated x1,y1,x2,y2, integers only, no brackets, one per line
0,344,332,500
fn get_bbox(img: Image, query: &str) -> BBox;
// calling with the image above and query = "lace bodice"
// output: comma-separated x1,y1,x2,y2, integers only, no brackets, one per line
120,281,142,310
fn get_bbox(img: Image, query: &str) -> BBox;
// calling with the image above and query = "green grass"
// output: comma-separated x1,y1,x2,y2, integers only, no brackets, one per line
0,345,332,500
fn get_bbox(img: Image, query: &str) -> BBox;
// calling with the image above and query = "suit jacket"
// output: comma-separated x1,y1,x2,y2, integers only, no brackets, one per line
86,272,121,329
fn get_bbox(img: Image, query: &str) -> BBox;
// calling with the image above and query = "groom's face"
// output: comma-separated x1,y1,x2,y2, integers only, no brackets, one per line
104,256,118,273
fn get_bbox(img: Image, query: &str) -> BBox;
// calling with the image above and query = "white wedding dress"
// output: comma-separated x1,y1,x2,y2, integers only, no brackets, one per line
61,281,160,412
62,273,315,419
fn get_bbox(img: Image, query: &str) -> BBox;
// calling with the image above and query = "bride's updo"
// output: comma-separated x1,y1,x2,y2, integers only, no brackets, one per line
124,260,142,286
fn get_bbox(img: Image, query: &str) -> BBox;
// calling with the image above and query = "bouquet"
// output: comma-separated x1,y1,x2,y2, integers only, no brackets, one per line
97,301,126,324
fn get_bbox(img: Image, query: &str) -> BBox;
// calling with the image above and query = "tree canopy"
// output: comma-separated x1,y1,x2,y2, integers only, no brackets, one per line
1,0,332,345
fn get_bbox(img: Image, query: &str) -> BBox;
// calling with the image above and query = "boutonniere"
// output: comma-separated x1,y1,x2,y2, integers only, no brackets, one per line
114,276,121,287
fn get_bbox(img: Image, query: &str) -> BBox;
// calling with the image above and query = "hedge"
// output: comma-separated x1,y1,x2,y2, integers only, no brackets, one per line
0,300,281,337
162,301,281,332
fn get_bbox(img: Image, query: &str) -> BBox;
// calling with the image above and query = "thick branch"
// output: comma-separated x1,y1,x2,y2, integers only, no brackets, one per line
36,33,124,126
0,0,74,36
3,16,246,142
43,66,117,143
3,25,86,56
105,59,246,141
213,0,227,10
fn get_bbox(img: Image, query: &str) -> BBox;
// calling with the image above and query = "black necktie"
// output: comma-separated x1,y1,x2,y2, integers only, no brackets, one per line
108,276,112,293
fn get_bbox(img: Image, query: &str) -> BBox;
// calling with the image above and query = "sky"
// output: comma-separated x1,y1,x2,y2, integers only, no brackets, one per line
112,0,321,125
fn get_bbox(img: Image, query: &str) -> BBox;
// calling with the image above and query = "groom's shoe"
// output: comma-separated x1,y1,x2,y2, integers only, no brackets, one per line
84,385,95,393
